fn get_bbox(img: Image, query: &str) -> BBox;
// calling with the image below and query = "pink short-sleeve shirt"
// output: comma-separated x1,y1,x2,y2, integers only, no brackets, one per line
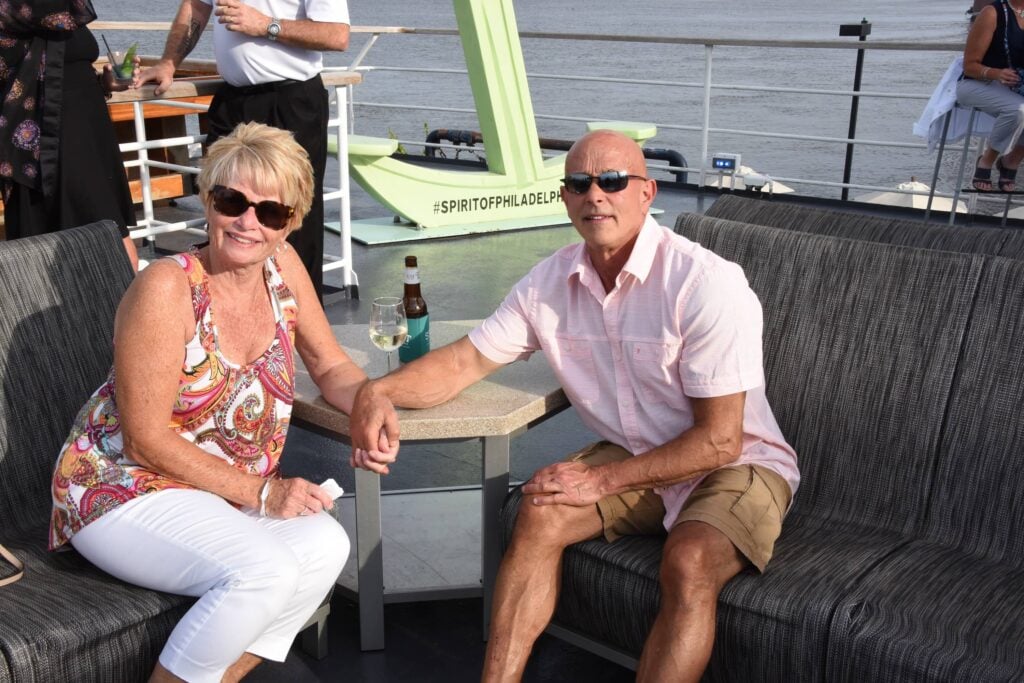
468,216,799,530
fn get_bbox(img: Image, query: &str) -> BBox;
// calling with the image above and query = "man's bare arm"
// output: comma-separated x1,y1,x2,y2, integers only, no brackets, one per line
601,392,745,492
160,0,211,67
524,392,746,506
377,336,503,409
213,0,349,52
349,337,504,459
262,19,349,51
135,0,211,94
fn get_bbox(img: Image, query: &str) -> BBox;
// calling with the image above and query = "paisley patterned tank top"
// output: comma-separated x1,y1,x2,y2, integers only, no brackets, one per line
49,251,298,549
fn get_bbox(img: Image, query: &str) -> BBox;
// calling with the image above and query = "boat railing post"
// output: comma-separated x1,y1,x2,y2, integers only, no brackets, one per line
925,109,953,222
132,100,155,248
348,31,382,71
348,82,355,135
840,19,871,202
699,44,713,190
336,82,355,294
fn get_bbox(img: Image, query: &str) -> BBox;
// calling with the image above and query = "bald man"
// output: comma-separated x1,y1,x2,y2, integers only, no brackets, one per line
349,131,799,682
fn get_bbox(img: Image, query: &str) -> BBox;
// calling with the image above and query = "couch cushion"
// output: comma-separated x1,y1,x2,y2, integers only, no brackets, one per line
994,231,1024,259
502,489,914,679
675,216,980,533
0,526,191,683
0,223,133,537
700,195,1020,256
825,541,1024,682
924,256,1024,563
706,514,914,682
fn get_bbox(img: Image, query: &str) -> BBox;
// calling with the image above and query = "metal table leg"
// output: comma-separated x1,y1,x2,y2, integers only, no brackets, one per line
481,433,511,639
355,467,385,651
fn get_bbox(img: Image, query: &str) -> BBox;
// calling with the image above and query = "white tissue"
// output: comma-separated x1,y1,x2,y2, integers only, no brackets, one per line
319,478,345,500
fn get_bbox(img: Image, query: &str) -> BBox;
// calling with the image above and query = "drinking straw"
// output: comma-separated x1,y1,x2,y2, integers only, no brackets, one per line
100,34,120,70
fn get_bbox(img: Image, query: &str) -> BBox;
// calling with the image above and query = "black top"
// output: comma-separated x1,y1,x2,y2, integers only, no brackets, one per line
981,0,1024,69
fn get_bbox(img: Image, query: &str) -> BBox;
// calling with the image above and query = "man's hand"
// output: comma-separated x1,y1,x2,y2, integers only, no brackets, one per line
134,60,177,96
349,381,401,474
214,0,268,37
522,461,606,507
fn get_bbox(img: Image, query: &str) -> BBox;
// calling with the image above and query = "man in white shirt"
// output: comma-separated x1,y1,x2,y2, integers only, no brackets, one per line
138,0,350,300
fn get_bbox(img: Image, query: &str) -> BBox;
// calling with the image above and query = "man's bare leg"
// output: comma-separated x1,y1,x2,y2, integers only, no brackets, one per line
481,499,604,682
636,521,747,683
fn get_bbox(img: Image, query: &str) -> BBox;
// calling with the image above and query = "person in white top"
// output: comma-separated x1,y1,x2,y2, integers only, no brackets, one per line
138,0,350,301
349,130,798,682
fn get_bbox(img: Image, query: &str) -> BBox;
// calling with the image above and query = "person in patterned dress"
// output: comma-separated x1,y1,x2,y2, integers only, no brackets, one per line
49,122,395,683
0,0,138,267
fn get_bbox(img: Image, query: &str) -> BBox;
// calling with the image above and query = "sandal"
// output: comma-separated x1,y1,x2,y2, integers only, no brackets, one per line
997,157,1018,193
973,157,993,192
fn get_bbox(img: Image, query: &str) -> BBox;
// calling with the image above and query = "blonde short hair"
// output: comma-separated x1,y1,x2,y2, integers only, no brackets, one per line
197,122,314,234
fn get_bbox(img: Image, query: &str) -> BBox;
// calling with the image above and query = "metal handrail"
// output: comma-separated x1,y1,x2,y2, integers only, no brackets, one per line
338,31,972,205
93,24,999,215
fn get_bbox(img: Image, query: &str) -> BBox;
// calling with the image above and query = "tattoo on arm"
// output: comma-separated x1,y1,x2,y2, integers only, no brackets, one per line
169,19,204,63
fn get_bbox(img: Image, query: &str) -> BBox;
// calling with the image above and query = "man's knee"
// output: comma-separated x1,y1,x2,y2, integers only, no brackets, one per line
659,524,742,600
511,494,597,549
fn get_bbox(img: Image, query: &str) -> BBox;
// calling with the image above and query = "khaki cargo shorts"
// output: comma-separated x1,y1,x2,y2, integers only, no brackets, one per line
568,441,792,572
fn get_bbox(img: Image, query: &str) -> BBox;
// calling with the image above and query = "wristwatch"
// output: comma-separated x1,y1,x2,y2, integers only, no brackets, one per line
267,18,282,41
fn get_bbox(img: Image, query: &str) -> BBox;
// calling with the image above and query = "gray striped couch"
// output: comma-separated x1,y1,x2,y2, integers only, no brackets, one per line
500,197,1024,681
0,223,329,683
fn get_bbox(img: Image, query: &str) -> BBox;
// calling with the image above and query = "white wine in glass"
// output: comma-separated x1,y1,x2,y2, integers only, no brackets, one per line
369,297,407,372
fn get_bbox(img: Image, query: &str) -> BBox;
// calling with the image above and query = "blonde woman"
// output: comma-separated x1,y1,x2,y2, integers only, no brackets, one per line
49,122,395,682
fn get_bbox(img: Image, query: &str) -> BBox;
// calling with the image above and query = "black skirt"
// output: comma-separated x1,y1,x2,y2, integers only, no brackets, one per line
4,27,133,239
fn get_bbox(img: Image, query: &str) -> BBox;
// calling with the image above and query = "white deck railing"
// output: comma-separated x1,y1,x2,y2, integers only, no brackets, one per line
95,23,1005,235
105,64,361,288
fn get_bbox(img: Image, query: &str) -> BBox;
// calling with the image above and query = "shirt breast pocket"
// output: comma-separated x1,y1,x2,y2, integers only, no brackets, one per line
555,338,600,404
628,340,681,406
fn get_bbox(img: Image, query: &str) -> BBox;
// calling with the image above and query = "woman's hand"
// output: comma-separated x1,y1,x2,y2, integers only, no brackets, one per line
263,477,335,518
996,67,1022,89
101,57,140,94
350,427,400,475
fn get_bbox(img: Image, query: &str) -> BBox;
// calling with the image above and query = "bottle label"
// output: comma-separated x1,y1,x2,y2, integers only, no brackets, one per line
399,314,430,362
404,268,420,285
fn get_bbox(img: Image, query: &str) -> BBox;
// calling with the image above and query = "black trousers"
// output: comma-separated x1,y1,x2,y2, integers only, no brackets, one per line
205,74,328,300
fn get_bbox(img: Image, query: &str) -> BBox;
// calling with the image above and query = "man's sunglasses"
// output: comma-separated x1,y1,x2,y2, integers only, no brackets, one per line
211,185,294,230
561,171,648,195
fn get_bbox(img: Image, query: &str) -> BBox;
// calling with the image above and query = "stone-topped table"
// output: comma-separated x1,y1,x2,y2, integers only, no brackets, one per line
292,320,569,651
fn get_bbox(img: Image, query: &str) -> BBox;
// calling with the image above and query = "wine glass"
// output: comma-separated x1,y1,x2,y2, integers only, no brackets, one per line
369,297,407,373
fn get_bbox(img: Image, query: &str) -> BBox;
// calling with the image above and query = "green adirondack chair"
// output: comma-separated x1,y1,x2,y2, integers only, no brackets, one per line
343,0,655,238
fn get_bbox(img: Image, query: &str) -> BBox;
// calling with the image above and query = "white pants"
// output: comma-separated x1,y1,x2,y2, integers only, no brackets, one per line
71,488,349,683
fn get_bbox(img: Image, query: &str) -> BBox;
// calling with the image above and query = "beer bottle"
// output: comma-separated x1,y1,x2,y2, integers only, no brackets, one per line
398,255,430,362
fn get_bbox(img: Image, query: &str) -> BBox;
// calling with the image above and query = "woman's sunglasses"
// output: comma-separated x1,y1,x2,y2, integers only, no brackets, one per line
561,171,647,195
210,185,294,230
